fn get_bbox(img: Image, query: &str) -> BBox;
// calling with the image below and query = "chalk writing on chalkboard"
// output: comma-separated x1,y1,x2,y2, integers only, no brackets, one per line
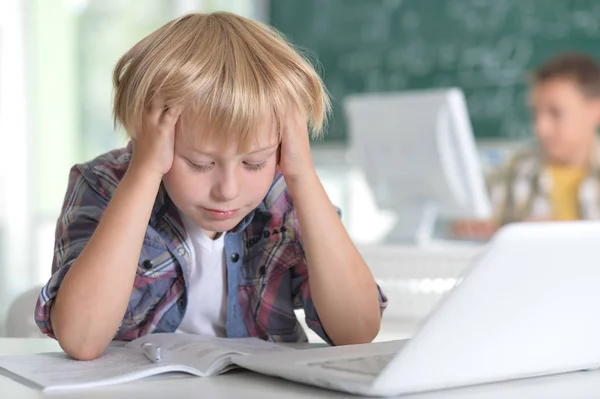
271,0,600,141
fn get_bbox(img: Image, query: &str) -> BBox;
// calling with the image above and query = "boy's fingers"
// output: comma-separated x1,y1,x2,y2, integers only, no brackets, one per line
147,97,166,127
474,220,496,239
160,105,184,128
454,220,495,240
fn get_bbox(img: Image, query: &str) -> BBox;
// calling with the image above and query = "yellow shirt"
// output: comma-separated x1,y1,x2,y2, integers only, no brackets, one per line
547,164,587,220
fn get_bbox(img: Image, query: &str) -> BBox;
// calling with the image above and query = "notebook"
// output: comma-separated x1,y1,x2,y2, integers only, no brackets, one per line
0,332,294,392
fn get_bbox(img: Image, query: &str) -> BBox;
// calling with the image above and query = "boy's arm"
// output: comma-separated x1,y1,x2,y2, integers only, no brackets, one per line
289,229,387,346
286,173,384,345
279,112,384,345
49,166,162,360
48,103,182,360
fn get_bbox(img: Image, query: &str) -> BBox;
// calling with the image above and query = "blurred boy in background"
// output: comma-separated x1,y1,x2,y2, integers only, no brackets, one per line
455,52,600,240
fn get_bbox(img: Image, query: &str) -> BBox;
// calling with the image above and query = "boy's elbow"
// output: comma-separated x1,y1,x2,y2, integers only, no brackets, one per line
64,345,104,361
52,315,109,360
331,319,381,346
353,322,381,345
56,332,107,361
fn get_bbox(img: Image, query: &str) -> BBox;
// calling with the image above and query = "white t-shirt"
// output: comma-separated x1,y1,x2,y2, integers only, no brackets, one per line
175,211,227,337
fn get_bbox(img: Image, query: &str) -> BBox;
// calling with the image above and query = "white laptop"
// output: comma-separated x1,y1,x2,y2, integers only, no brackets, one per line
233,221,600,396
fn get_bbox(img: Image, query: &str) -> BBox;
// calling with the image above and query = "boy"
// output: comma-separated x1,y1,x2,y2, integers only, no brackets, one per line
34,12,387,360
454,52,600,240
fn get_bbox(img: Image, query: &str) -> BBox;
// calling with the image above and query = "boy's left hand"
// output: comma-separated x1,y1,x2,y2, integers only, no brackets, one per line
278,111,315,183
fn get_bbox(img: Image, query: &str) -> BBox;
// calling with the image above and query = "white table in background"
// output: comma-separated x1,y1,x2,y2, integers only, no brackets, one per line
2,338,600,399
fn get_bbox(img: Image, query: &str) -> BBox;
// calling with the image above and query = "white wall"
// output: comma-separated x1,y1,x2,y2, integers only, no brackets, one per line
0,0,33,335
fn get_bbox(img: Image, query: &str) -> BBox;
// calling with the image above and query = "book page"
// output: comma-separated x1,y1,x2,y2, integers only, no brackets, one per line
0,347,199,391
127,333,291,375
0,334,294,391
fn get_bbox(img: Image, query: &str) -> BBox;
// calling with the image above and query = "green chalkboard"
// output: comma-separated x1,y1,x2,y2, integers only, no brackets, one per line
270,0,600,141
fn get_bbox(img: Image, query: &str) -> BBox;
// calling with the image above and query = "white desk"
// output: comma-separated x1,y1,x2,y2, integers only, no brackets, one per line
2,338,600,399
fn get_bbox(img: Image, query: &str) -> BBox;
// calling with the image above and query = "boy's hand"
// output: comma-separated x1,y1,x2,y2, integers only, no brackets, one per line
278,110,315,183
451,219,498,241
130,98,183,178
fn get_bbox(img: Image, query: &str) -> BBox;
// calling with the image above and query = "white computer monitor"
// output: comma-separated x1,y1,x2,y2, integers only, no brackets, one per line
344,87,492,245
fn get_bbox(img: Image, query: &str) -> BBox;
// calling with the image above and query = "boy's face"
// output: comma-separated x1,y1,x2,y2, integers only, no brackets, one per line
162,118,280,238
530,78,600,165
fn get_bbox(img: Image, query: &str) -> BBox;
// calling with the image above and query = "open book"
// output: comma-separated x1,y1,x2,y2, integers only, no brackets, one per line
0,333,294,392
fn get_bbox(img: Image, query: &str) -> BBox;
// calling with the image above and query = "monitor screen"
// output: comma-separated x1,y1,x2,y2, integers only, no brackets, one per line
344,88,492,244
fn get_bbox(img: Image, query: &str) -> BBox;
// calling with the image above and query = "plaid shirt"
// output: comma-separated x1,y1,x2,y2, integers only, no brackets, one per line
489,144,600,224
35,144,387,344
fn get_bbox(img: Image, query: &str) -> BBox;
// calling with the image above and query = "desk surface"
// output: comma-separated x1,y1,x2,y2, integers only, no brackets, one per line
2,338,600,399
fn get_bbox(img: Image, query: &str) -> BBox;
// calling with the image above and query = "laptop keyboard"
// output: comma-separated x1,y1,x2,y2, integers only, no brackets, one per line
306,353,395,376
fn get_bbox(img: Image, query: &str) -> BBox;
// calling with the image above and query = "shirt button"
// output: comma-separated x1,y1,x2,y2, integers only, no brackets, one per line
259,266,266,276
230,253,240,263
178,247,186,256
177,297,186,310
142,259,153,270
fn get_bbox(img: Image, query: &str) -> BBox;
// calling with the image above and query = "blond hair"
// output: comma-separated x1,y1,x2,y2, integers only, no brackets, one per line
113,12,330,150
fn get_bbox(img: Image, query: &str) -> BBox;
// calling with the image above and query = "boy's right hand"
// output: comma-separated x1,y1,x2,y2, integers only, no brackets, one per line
130,98,183,178
451,219,498,241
